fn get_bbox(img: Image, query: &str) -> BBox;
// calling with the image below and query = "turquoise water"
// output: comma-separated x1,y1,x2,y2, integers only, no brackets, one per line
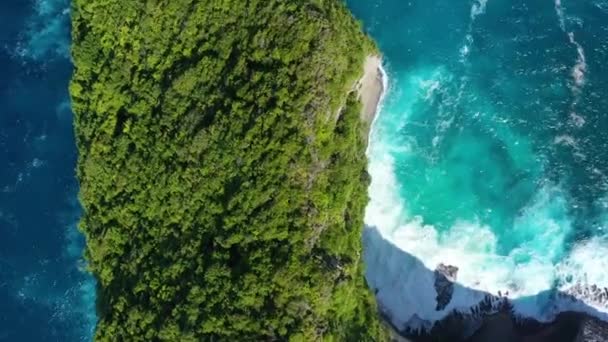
348,0,608,326
2,0,608,338
0,0,96,340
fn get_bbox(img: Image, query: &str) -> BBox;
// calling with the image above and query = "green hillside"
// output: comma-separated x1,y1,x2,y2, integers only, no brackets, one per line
70,0,386,340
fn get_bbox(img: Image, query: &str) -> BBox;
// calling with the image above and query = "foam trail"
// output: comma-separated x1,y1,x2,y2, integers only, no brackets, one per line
555,0,566,30
460,0,490,63
568,32,587,89
555,0,587,92
554,0,588,127
470,0,489,20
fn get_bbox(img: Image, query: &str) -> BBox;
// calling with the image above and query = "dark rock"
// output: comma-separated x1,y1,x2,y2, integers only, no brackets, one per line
434,263,459,311
393,309,608,342
466,313,517,342
436,263,459,281
576,316,608,342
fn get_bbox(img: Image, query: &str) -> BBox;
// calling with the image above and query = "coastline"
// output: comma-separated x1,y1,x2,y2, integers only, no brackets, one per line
359,55,387,126
355,54,608,342
359,56,412,341
388,292,608,341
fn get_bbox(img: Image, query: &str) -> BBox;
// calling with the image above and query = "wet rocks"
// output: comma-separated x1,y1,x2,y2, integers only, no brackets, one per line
562,283,608,307
434,263,459,311
576,316,608,342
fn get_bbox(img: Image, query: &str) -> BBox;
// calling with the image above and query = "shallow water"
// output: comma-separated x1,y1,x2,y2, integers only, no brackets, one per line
347,0,608,328
0,0,95,340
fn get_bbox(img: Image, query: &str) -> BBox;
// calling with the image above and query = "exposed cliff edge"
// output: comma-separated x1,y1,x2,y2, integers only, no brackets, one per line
71,1,387,340
364,224,608,342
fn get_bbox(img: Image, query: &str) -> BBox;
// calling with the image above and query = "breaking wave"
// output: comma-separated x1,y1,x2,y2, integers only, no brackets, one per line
351,0,608,331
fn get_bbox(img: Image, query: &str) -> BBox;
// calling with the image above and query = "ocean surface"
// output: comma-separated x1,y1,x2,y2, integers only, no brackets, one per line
2,0,608,339
347,0,608,330
0,0,95,340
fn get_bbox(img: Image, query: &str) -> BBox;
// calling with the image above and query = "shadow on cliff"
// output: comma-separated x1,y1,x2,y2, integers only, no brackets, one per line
363,226,608,342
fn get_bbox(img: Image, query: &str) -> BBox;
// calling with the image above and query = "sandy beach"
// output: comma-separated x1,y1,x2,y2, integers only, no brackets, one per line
359,55,385,123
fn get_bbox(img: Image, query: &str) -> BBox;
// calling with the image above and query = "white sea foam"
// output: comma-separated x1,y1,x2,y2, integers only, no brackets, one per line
554,0,566,31
553,0,589,135
595,0,608,13
14,270,97,334
554,1,588,91
367,149,539,322
14,0,70,60
568,32,587,89
557,236,608,293
470,0,489,20
554,134,577,147
364,68,608,329
459,0,490,64
570,111,586,127
459,35,474,61
364,141,608,327
11,207,98,336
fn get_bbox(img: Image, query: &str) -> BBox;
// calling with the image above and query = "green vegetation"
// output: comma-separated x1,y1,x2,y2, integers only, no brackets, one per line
71,0,387,340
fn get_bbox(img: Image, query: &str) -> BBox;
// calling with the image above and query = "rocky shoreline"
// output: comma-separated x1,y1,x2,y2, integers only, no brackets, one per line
379,297,608,342
358,61,608,342
359,241,608,342
380,268,608,342
356,58,608,342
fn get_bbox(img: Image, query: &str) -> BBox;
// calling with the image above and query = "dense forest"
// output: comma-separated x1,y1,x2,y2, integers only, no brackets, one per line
70,0,387,340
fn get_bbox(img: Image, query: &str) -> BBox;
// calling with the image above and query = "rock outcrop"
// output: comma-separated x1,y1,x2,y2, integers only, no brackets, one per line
434,263,459,311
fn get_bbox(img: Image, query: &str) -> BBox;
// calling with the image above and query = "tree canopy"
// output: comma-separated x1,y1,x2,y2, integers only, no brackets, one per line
71,0,386,340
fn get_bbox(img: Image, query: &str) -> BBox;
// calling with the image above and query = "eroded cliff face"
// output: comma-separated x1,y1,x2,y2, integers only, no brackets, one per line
71,1,387,340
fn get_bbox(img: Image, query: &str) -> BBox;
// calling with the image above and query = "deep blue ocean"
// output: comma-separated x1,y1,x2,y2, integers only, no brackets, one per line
348,0,608,330
0,0,95,340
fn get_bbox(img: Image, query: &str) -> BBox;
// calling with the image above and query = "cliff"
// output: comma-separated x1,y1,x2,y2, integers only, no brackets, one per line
70,0,387,340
